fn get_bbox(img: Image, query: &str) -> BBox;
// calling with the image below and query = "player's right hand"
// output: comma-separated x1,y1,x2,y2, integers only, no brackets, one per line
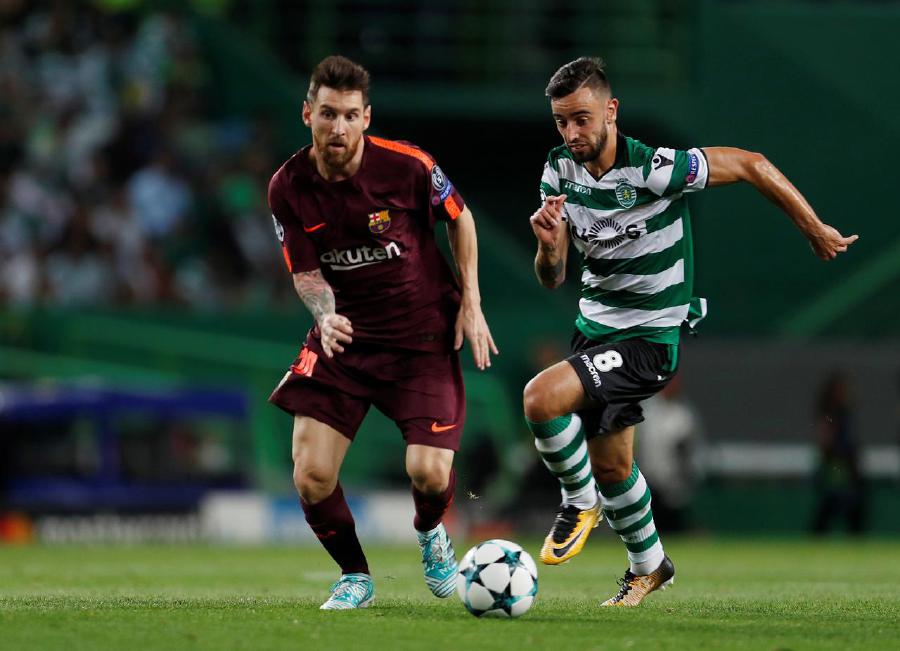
319,313,353,357
530,194,567,247
808,224,859,261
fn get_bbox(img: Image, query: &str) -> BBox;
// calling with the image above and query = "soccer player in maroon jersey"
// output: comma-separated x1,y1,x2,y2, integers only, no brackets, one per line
267,55,498,610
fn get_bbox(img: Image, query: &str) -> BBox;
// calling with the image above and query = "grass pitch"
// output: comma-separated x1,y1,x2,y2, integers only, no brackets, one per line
1,538,898,651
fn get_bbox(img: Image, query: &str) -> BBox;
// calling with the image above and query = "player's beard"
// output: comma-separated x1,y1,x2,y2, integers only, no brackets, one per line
568,123,609,164
318,134,361,171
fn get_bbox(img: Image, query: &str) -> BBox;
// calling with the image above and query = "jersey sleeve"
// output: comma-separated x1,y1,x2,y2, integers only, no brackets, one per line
539,160,561,202
426,159,465,223
643,147,709,197
268,172,318,273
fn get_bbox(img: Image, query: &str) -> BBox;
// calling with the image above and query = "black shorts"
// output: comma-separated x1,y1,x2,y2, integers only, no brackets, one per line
566,332,677,439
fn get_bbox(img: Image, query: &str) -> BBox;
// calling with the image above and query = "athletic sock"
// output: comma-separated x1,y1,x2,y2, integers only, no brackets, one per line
300,483,369,575
599,461,665,575
528,413,598,510
412,468,456,532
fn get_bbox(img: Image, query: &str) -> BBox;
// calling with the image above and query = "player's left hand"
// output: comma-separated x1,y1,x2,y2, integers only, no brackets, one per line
808,224,859,260
455,300,499,370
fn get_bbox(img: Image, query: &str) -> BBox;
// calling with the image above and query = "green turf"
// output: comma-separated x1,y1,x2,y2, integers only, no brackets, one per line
1,538,898,651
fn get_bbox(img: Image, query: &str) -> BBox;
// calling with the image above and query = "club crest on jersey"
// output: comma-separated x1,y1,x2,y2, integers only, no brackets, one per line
615,181,637,209
367,209,391,234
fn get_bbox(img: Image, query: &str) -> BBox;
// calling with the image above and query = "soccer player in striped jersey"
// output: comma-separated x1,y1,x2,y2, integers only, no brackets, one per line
523,57,857,606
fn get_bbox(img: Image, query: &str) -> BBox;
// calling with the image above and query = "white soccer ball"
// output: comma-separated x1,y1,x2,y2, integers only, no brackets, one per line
456,539,538,618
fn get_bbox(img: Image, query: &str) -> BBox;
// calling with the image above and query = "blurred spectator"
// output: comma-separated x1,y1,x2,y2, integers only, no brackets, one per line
127,148,192,238
810,370,866,535
0,1,281,310
635,375,705,532
45,200,117,305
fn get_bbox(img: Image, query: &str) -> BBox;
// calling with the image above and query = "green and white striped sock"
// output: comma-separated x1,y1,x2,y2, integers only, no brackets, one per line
599,461,665,575
527,413,598,510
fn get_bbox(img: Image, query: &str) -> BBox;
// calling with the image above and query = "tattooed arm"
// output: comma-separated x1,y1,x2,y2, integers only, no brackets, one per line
530,194,569,289
292,269,353,357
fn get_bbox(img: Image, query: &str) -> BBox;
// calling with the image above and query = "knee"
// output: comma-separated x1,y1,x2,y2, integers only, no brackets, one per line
523,375,558,423
293,463,337,504
407,457,451,495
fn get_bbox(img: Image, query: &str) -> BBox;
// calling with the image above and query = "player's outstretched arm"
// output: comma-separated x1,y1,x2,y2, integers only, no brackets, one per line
446,206,499,370
292,269,353,357
531,194,570,288
703,147,858,260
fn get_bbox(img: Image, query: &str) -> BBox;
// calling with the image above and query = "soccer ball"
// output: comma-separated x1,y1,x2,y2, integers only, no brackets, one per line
456,539,538,618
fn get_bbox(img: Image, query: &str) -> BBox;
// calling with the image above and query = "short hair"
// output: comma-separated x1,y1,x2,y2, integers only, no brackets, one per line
545,57,611,100
307,55,370,105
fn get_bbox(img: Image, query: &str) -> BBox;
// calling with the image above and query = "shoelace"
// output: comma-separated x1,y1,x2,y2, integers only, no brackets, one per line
551,505,582,543
423,532,449,565
330,577,369,603
610,571,636,602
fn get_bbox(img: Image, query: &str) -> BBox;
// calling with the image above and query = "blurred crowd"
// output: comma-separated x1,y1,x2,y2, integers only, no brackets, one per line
0,1,287,309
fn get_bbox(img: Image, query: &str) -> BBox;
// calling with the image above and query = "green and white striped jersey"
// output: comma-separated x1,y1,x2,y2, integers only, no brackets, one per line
539,133,709,348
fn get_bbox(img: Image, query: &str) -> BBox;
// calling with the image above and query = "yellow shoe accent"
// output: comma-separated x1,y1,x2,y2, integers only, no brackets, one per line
600,556,675,607
539,502,602,565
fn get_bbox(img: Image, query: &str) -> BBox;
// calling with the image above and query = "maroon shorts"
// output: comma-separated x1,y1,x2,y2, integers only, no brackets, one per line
268,333,465,450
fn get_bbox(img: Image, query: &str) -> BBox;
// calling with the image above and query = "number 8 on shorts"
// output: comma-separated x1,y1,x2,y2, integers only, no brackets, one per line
592,350,623,372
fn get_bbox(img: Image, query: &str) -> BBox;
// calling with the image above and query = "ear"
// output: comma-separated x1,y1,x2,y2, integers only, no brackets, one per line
607,97,619,124
362,105,372,132
302,101,312,127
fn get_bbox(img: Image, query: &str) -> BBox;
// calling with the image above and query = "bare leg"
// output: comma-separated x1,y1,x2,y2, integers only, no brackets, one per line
292,416,368,575
405,443,458,597
406,444,455,531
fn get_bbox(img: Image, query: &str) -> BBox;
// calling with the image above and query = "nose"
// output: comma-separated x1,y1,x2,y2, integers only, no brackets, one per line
331,116,347,136
565,124,580,143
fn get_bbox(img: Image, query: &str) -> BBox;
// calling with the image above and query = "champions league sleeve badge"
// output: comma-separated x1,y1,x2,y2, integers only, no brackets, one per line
431,165,454,203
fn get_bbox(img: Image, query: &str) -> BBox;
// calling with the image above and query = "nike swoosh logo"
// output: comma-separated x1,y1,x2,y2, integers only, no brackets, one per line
553,526,588,558
431,422,457,433
304,222,326,233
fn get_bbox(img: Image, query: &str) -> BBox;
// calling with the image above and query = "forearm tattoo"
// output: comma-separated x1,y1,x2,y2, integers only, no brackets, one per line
536,257,564,286
293,270,335,323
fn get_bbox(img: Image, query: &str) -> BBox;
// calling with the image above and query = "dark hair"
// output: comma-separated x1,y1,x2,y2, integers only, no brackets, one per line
545,57,611,99
307,55,370,105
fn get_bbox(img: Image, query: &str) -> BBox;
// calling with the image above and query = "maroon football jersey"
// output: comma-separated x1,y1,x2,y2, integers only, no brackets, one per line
268,135,466,353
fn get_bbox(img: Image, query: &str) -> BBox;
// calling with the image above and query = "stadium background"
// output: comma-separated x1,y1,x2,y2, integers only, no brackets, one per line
2,0,899,549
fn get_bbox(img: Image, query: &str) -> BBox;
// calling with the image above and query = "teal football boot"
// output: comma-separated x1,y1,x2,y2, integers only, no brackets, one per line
319,573,375,610
416,523,458,598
